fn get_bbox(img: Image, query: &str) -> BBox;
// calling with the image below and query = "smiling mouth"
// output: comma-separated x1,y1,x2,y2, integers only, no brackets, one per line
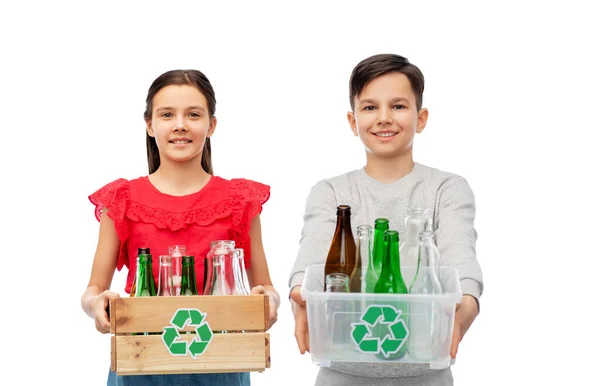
169,140,192,144
373,132,397,138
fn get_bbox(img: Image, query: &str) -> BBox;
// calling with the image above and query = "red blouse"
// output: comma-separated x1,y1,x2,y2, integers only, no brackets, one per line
88,175,270,294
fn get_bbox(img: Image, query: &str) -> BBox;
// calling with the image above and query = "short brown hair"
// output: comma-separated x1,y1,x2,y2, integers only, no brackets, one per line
349,54,425,111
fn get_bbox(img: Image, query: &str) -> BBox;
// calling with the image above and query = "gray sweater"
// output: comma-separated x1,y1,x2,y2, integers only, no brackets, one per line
289,163,483,381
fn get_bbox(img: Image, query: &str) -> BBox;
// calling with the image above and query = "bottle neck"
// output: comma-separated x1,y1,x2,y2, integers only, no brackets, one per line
419,234,437,267
357,227,372,266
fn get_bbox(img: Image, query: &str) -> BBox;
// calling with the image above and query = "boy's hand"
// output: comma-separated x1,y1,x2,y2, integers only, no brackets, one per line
289,285,310,354
251,285,278,330
450,295,479,358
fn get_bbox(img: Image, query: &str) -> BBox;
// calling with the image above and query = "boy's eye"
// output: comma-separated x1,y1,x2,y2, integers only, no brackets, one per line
393,105,406,110
188,112,201,117
363,106,375,111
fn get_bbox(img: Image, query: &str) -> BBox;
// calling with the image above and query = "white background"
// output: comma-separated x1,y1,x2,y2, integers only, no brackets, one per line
1,1,599,385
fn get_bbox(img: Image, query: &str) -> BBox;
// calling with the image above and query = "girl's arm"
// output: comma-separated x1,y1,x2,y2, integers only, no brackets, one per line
246,215,280,326
80,207,121,333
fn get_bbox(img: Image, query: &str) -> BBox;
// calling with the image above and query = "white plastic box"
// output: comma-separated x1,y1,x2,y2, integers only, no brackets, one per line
300,264,462,369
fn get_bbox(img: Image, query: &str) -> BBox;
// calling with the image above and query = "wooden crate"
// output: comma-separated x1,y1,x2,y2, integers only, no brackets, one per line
109,294,271,375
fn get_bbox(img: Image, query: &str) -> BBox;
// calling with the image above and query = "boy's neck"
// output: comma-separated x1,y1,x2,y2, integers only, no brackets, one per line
364,149,415,184
151,157,211,196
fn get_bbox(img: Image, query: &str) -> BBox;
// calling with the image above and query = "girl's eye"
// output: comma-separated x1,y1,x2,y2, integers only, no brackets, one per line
189,112,201,117
161,112,173,118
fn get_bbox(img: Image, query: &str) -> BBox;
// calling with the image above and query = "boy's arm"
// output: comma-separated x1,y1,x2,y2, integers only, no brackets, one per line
436,176,483,308
288,181,337,293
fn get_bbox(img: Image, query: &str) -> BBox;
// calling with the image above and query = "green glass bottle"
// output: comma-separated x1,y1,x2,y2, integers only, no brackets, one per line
130,247,150,297
372,218,389,277
180,255,199,296
374,230,408,294
135,253,157,297
373,230,408,360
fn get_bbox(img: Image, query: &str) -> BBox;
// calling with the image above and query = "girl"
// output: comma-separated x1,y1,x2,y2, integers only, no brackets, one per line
81,69,280,386
288,54,483,386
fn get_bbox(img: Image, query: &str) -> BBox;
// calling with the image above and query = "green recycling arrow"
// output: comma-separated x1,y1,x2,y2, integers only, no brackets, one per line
351,304,409,357
351,324,379,352
162,308,213,359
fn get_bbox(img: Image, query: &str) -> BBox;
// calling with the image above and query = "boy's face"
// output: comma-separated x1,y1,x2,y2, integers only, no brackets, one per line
347,72,428,159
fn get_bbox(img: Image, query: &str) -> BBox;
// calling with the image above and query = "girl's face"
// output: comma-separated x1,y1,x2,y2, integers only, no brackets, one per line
347,72,428,159
146,84,216,167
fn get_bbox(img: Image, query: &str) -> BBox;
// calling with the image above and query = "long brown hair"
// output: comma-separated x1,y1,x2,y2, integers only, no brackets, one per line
143,70,216,175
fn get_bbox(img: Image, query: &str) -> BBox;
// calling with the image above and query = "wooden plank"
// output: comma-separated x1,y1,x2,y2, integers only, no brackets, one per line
112,295,266,333
263,295,270,330
114,332,268,375
111,335,116,372
265,333,271,369
110,300,116,334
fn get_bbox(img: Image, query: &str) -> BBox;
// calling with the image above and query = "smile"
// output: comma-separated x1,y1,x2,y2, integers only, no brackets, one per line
373,132,397,138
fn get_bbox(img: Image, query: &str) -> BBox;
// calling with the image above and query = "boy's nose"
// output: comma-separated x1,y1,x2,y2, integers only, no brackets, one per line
377,108,392,124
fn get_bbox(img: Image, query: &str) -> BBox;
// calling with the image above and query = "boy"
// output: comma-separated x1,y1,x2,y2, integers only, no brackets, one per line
288,54,483,385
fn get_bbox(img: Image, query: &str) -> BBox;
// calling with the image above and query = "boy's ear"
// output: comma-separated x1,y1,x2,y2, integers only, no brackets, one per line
347,111,359,136
146,120,155,137
207,116,217,138
416,108,429,134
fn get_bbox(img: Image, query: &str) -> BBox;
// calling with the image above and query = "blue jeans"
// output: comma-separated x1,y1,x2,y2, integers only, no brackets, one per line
107,370,250,385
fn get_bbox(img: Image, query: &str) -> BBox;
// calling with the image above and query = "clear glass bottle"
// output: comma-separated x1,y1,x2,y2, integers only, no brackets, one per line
158,255,175,296
325,273,351,347
204,240,244,296
408,231,443,361
350,225,378,293
168,245,186,296
234,248,251,295
400,208,432,288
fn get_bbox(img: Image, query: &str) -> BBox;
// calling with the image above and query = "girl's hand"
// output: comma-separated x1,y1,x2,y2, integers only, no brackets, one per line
450,295,479,358
92,290,120,334
251,285,278,330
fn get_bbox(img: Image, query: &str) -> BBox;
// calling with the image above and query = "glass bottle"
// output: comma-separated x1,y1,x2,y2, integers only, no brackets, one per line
372,218,389,277
168,245,186,296
158,255,175,296
373,230,408,360
408,231,443,361
324,205,356,290
325,273,351,347
400,208,432,288
204,240,243,296
325,273,350,293
135,252,157,297
130,247,150,297
349,225,378,293
180,255,199,296
234,248,251,295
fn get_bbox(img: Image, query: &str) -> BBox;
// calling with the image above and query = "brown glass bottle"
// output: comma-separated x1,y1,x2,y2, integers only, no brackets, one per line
324,205,356,291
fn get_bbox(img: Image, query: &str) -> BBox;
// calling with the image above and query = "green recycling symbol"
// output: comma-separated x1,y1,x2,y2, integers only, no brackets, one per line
350,304,409,358
162,308,213,359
